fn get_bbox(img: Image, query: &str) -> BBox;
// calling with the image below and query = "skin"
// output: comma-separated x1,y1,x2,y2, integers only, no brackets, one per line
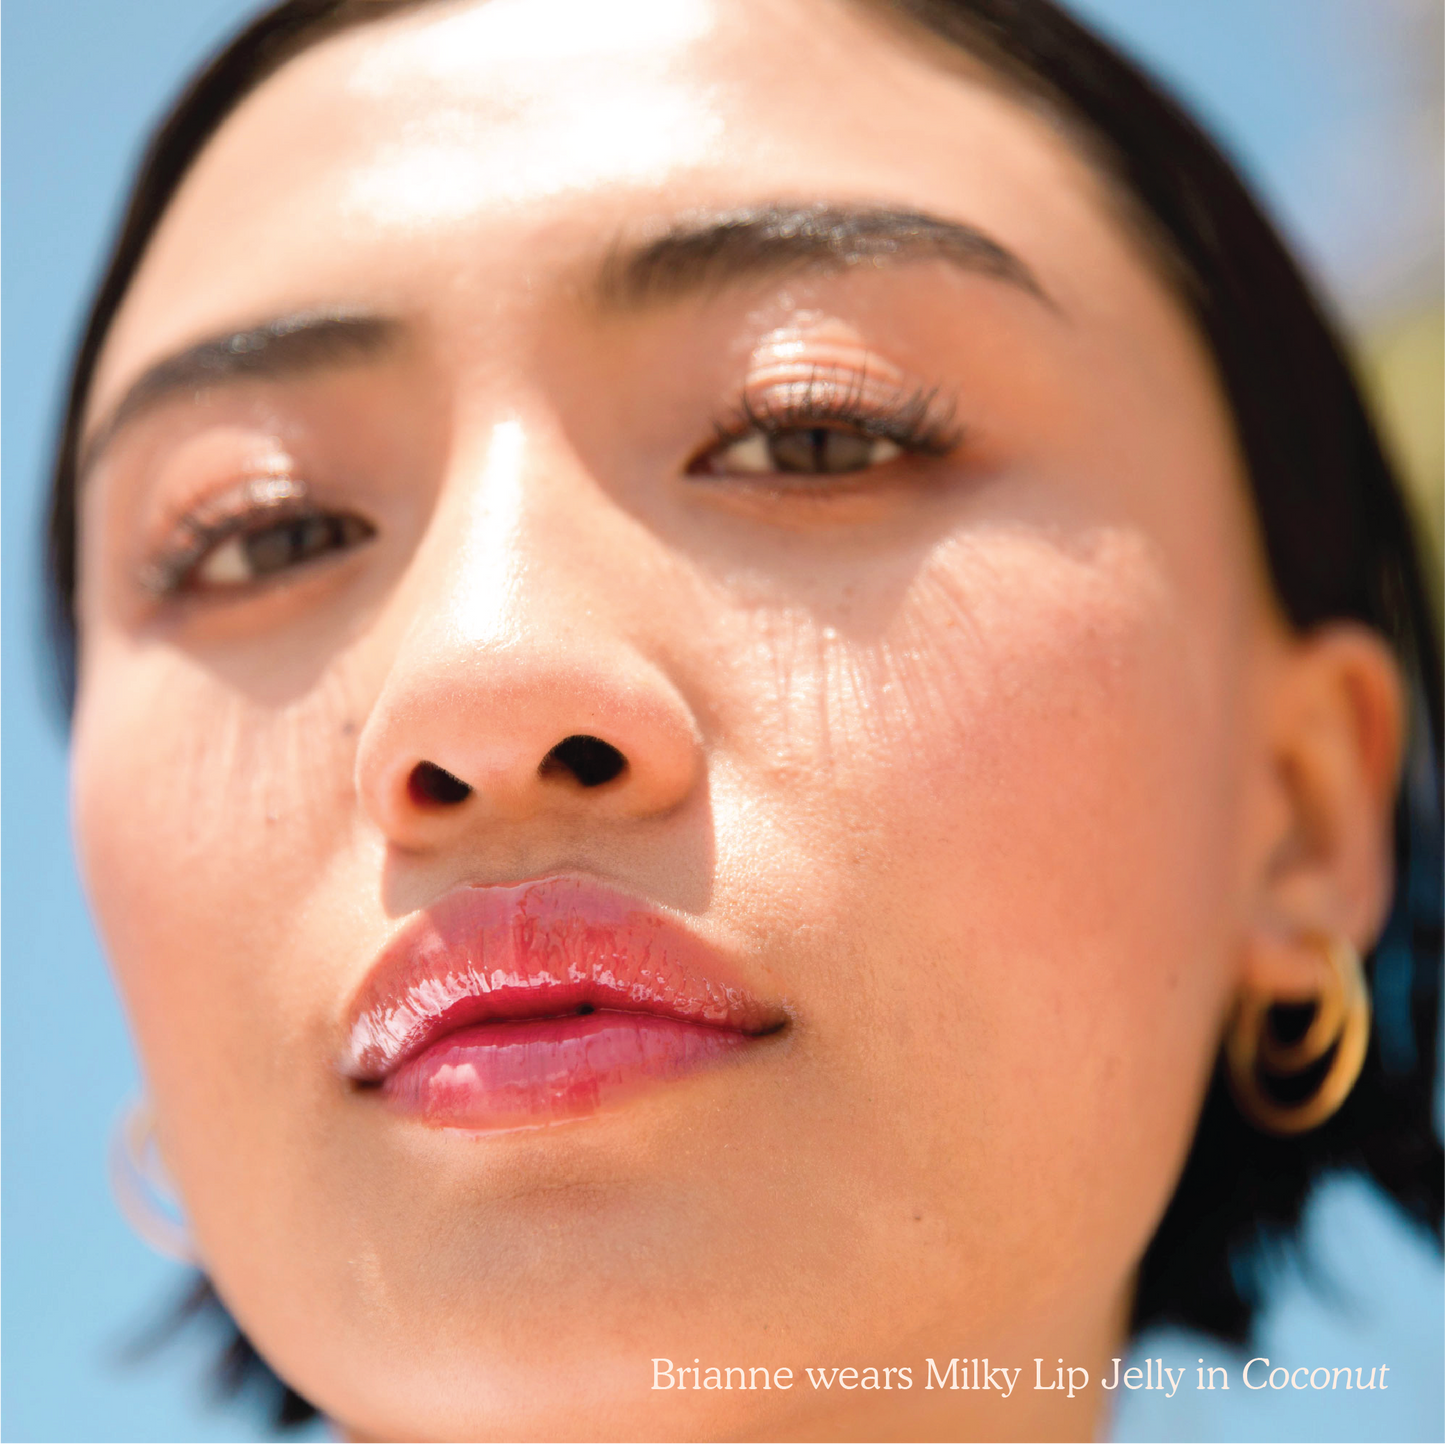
69,0,1404,1438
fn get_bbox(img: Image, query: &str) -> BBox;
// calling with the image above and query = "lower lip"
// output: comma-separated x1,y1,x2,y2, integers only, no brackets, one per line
380,1011,751,1129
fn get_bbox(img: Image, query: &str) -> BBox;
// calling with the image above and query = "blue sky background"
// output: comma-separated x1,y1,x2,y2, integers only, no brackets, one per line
3,2,1441,1440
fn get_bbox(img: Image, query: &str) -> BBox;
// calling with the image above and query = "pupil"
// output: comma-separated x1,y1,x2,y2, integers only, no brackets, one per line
768,427,874,474
244,515,336,576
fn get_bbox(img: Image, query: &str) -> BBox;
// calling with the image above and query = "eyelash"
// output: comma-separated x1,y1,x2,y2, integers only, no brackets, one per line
141,376,959,596
143,481,375,597
692,373,963,479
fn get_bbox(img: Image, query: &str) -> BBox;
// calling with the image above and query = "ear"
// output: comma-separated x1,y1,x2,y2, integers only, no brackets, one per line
1241,623,1405,1000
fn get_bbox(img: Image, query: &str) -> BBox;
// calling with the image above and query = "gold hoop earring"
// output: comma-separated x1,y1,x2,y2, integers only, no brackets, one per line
1225,935,1371,1136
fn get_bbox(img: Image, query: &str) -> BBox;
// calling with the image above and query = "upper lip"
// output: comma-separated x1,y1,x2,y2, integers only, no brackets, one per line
341,875,784,1081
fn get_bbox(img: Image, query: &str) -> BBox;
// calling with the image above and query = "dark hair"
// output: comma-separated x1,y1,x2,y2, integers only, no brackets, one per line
48,0,1443,1430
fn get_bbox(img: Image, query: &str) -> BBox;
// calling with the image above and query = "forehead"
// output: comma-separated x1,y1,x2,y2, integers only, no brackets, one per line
90,0,1184,417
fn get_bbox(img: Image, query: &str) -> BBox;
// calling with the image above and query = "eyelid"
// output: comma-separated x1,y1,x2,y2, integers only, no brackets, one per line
693,363,963,477
744,367,956,444
139,473,319,595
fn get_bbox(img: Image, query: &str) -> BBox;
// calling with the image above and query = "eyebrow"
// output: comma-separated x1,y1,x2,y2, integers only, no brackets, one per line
79,310,399,477
597,202,1055,310
80,208,1045,472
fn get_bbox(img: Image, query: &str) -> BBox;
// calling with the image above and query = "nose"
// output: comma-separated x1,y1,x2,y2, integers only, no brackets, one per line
357,646,702,847
354,428,702,850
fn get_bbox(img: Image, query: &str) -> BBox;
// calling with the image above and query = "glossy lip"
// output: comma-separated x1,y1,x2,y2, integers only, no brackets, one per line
340,876,785,1125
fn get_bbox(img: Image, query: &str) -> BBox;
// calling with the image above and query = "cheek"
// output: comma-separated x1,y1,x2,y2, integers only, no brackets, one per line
69,513,1253,1354
69,642,366,1109
713,522,1246,1290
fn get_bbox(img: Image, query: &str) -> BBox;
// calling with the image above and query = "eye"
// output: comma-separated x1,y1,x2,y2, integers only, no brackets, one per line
690,376,961,482
707,427,903,477
191,511,375,589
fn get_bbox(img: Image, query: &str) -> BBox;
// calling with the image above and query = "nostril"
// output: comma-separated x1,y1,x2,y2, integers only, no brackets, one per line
408,761,473,806
540,735,627,788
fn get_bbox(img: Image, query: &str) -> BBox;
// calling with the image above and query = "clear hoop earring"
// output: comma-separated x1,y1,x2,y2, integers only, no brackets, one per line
108,1099,198,1263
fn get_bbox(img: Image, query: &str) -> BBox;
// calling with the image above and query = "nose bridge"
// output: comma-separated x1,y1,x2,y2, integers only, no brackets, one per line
433,419,550,651
355,418,700,844
413,418,639,702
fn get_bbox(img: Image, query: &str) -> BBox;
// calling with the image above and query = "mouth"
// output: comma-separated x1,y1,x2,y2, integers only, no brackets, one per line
342,876,785,1130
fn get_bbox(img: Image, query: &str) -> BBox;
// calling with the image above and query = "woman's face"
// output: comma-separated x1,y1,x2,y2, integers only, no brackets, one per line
72,0,1292,1436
